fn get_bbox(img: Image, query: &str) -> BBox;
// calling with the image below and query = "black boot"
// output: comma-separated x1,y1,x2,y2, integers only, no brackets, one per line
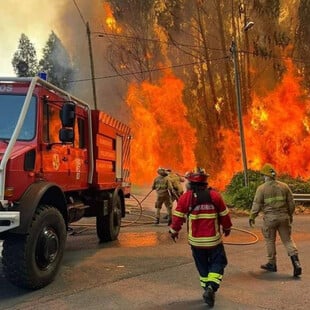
203,285,215,308
291,255,302,277
260,263,277,272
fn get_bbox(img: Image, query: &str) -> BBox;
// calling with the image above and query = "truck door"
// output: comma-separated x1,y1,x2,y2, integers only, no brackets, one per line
67,115,89,189
41,101,88,190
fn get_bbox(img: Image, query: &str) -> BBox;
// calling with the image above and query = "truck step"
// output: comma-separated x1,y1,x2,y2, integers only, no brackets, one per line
68,203,90,210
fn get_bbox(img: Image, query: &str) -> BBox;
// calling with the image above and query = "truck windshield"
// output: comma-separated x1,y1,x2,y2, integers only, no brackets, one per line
0,94,36,141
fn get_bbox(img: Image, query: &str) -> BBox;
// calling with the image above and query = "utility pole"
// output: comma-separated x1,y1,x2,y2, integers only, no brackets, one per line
230,40,248,187
86,22,98,110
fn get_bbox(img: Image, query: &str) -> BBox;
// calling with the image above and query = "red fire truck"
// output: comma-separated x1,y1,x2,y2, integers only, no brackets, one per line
0,77,131,289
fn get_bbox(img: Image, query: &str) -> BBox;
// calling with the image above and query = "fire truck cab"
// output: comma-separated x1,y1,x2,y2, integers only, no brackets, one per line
0,77,131,289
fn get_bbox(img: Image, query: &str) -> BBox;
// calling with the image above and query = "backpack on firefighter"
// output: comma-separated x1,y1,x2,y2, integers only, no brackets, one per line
166,169,184,202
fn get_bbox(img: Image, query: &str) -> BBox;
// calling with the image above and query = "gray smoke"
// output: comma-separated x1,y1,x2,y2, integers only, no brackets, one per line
55,0,129,124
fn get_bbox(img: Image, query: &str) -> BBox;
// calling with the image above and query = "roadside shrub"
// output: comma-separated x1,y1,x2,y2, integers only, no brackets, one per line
223,170,310,210
223,170,262,210
277,174,310,193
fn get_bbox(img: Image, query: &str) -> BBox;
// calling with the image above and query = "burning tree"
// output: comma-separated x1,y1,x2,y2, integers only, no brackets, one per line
54,0,310,188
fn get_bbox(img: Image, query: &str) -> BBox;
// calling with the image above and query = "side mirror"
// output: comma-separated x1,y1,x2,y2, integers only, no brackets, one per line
60,103,75,127
59,128,74,143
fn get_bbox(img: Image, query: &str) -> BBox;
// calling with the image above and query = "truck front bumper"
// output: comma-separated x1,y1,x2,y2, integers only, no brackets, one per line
0,211,20,233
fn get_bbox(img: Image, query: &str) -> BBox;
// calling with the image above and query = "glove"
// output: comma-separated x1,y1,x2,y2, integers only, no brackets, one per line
223,229,231,237
169,229,179,243
249,218,255,227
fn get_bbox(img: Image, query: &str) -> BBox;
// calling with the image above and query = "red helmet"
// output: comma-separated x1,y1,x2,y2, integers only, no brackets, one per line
185,167,209,183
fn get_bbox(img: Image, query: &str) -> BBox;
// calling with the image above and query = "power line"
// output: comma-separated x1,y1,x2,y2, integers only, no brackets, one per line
72,0,86,26
94,30,310,64
239,49,310,63
67,56,230,84
68,49,310,85
93,30,226,52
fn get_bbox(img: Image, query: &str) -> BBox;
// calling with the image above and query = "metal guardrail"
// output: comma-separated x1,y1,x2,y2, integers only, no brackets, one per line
292,193,310,203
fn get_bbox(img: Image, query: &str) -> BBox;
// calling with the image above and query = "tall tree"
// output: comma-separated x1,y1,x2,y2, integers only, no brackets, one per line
295,0,310,90
39,31,75,90
12,33,38,77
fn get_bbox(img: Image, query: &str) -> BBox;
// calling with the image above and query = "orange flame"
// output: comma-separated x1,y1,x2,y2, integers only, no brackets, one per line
217,60,310,189
126,71,197,185
103,3,121,33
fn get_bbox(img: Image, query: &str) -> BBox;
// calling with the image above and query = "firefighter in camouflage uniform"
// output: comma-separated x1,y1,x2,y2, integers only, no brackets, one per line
249,163,302,277
169,168,232,308
152,167,174,225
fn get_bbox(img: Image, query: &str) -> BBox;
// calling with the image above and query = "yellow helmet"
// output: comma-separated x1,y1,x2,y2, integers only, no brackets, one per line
260,163,276,178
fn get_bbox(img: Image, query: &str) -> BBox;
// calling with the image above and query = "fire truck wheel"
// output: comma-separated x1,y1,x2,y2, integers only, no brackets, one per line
96,194,122,242
2,205,67,289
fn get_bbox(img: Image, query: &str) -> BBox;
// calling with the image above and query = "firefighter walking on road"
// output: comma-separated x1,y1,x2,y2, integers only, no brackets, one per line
249,163,302,277
152,167,174,225
169,168,232,308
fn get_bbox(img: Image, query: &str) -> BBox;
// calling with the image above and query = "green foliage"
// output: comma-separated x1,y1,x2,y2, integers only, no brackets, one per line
12,33,38,77
39,31,75,90
223,170,262,210
11,32,74,90
277,174,310,193
223,169,310,210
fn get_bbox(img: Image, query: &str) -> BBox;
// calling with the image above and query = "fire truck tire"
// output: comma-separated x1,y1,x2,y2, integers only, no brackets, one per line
2,205,67,289
96,194,122,242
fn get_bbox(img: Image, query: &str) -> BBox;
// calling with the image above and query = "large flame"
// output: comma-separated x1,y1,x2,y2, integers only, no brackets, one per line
217,60,310,189
102,4,310,190
102,3,196,186
126,71,197,185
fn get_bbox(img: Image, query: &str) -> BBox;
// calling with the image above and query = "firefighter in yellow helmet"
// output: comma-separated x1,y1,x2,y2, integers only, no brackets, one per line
152,167,174,225
249,163,302,277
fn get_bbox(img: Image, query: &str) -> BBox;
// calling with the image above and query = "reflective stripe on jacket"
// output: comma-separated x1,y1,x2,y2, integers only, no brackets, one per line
250,180,295,220
171,189,232,248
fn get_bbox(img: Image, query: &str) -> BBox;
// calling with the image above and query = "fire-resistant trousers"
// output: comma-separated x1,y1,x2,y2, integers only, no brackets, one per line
191,243,228,292
154,194,172,219
262,217,298,265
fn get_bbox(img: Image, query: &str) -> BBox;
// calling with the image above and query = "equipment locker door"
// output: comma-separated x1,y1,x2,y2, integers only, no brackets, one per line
115,135,123,181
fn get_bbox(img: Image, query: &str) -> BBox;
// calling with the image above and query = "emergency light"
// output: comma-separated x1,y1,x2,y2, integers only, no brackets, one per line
38,71,47,80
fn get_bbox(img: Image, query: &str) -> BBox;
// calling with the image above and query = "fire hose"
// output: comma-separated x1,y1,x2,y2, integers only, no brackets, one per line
70,189,259,245
121,189,155,226
69,190,156,234
126,190,259,245
224,227,259,245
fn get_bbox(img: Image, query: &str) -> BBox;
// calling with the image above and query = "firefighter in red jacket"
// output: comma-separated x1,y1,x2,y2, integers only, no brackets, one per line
169,168,232,308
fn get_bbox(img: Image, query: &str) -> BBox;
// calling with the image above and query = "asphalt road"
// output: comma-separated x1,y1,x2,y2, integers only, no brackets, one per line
0,192,309,309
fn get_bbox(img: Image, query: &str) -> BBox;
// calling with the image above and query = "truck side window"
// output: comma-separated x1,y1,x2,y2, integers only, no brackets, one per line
43,104,62,144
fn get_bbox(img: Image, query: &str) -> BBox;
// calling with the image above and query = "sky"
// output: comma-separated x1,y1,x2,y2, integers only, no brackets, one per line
0,1,67,76
0,0,129,121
